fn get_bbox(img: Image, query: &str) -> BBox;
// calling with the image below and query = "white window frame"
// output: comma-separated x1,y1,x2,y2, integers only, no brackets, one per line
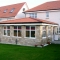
25,26,36,39
30,13,37,18
3,26,10,37
13,26,21,38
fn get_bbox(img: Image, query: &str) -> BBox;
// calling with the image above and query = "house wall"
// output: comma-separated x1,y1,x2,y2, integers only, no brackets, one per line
15,3,29,19
0,17,15,21
0,25,53,46
25,10,60,39
25,10,60,25
37,10,60,25
0,3,29,21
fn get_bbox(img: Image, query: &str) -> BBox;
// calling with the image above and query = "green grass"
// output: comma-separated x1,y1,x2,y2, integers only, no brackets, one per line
0,44,60,60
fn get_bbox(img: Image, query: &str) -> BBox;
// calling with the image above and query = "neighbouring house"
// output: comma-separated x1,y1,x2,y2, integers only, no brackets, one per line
25,1,60,39
0,17,58,46
0,2,29,21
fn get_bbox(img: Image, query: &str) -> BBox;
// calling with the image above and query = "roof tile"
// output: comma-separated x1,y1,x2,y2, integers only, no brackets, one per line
0,17,58,25
26,1,60,12
0,2,25,18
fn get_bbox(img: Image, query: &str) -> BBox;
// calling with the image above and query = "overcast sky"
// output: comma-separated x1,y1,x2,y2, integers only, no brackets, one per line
0,0,56,8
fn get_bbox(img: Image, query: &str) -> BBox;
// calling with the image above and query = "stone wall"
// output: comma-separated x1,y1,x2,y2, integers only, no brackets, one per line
0,25,53,46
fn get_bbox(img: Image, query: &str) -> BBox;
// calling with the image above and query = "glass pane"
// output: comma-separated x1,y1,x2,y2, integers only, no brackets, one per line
4,30,6,35
48,30,51,36
18,26,21,30
18,30,21,37
3,9,7,13
46,11,49,17
35,15,37,18
35,13,37,18
26,31,30,37
7,26,10,29
42,31,46,37
7,30,10,36
23,8,25,11
59,31,60,33
14,30,17,36
4,26,6,29
31,26,35,30
48,26,51,29
31,16,34,18
26,26,30,30
14,26,17,29
31,31,35,37
30,13,34,18
10,8,15,13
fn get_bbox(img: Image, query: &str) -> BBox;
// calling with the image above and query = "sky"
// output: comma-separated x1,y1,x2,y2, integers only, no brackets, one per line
0,0,56,8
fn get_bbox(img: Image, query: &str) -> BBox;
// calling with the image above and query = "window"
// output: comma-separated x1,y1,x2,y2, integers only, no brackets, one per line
10,8,15,13
3,9,7,13
48,26,51,37
3,26,10,36
26,26,35,38
23,8,25,11
42,26,46,37
14,26,21,37
30,13,37,18
46,11,49,18
57,27,60,34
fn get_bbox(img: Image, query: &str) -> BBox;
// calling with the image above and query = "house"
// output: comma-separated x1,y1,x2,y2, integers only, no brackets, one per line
25,1,60,39
0,17,58,46
0,1,58,46
0,2,29,21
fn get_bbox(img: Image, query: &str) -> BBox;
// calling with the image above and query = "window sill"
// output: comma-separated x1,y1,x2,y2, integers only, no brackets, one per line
12,36,22,38
48,36,51,37
46,17,49,19
3,35,10,37
24,37,36,39
42,37,46,39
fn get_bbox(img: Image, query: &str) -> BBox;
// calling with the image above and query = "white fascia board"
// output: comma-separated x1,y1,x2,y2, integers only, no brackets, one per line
0,23,58,26
25,9,60,13
41,23,58,26
0,23,42,26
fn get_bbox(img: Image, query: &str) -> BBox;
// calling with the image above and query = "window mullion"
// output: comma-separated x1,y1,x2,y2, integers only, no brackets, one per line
6,26,7,36
30,26,31,38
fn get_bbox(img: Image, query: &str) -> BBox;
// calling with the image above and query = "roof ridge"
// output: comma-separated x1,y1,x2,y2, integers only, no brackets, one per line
0,17,58,25
0,2,26,8
25,1,60,12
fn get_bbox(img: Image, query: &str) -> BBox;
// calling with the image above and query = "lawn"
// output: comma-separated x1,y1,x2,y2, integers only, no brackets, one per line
0,44,60,60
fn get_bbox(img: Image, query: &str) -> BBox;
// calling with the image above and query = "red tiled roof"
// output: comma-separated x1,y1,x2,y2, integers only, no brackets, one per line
26,1,60,12
0,2,25,18
0,17,58,25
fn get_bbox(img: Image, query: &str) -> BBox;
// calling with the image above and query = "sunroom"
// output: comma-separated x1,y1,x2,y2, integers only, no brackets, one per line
0,17,58,46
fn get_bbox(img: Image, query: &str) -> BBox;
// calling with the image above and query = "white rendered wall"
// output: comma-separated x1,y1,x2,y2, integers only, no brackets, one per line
0,17,15,21
37,10,60,26
15,3,29,19
26,10,60,26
